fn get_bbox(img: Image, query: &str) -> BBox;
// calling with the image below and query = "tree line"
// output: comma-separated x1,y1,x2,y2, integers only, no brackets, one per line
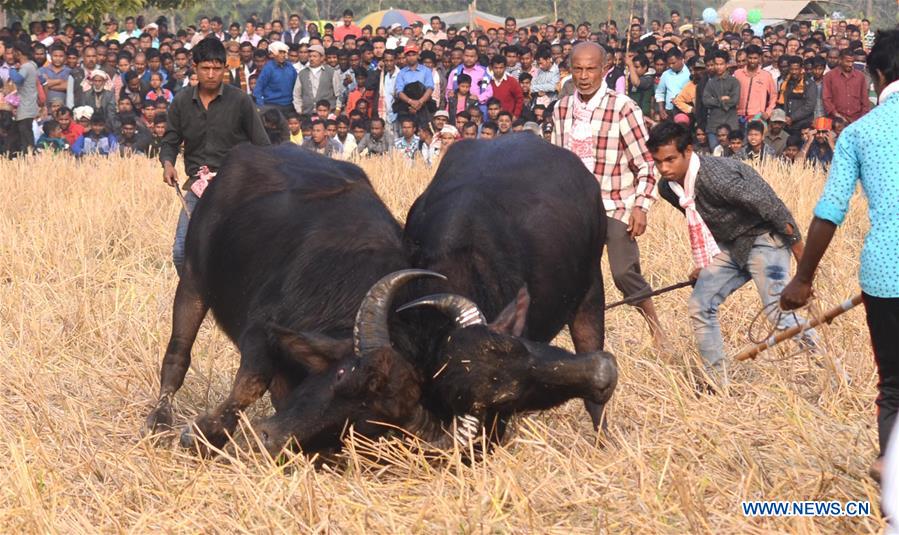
4,0,896,29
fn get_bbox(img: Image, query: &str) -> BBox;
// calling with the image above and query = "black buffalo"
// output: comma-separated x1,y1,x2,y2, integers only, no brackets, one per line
252,135,618,453
143,143,421,455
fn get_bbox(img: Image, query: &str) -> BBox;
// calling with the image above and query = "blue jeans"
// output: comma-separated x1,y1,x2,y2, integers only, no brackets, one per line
707,132,719,150
688,233,817,366
172,189,199,277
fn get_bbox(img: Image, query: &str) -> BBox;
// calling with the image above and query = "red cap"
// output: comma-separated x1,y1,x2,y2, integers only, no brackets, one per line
404,44,420,54
812,116,832,131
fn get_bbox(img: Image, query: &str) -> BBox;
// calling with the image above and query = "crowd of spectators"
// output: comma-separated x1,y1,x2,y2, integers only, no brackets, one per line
0,8,884,166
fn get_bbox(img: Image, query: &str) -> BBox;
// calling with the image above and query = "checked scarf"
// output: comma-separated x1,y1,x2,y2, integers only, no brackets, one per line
667,152,720,268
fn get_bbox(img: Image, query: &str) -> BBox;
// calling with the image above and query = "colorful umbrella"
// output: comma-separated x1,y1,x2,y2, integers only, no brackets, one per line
358,9,425,29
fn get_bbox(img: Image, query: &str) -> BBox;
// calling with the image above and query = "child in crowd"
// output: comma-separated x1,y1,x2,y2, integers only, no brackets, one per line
35,120,68,153
781,135,803,163
345,69,369,118
447,73,479,123
737,120,776,163
725,129,744,158
286,112,303,145
300,119,314,140
148,114,167,158
496,111,513,135
72,114,118,156
315,100,332,122
145,72,173,103
479,122,497,140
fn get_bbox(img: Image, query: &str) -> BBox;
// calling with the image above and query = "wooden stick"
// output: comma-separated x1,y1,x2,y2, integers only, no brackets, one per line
605,280,693,310
734,294,863,361
624,0,636,94
174,184,192,220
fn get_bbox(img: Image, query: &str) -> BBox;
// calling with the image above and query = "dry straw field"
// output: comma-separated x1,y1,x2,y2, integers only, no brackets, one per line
0,150,883,533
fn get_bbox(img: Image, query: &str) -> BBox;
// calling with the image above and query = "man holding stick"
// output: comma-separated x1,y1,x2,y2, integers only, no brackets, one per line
781,30,899,482
160,38,270,277
647,122,817,388
552,42,667,349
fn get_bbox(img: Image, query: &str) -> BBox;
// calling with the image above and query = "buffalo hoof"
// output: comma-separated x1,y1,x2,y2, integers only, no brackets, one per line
142,399,174,438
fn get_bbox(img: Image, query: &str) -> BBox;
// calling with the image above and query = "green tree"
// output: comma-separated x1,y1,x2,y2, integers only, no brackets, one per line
4,0,196,25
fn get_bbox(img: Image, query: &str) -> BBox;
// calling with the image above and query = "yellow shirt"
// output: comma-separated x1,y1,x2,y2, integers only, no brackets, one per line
290,131,303,145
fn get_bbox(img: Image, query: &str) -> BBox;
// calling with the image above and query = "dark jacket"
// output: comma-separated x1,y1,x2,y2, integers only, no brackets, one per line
76,89,119,132
659,155,801,267
780,74,817,133
702,74,741,131
693,75,709,129
446,93,480,123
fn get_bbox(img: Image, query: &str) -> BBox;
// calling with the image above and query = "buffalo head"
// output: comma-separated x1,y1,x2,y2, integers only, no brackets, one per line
253,269,450,455
253,272,618,455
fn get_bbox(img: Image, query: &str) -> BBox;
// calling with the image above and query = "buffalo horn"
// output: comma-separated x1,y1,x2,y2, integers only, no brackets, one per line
354,269,446,356
396,293,487,328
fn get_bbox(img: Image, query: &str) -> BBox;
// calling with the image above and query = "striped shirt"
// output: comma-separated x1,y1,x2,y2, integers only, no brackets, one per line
551,89,657,224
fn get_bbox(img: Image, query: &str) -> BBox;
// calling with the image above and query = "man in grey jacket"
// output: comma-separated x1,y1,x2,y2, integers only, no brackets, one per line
702,50,740,150
292,44,343,115
75,69,118,132
648,122,817,389
8,41,39,155
779,55,817,136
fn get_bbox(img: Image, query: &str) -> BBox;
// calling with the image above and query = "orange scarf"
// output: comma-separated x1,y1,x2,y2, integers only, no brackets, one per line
778,74,805,106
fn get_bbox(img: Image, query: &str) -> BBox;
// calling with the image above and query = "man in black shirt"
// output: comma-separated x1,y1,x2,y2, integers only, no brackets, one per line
159,37,269,276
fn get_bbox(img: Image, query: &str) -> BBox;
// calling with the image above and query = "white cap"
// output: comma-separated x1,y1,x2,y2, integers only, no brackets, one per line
73,106,94,121
268,41,289,54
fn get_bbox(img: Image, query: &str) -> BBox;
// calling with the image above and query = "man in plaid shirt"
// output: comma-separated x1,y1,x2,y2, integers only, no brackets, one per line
552,42,667,349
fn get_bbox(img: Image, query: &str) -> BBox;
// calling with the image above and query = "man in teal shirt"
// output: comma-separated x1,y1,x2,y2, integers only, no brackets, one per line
781,29,899,483
654,48,690,121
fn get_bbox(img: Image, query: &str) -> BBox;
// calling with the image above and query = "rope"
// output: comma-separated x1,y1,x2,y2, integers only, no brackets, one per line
744,279,820,361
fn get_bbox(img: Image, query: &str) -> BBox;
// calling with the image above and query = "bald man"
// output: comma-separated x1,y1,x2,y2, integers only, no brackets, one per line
552,43,667,348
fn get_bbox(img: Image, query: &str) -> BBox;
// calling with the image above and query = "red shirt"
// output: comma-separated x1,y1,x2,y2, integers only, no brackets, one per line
62,123,85,146
333,24,362,41
491,75,524,118
822,67,870,122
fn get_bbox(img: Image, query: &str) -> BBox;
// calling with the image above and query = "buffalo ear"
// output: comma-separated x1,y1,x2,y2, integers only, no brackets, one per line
489,287,530,337
269,324,350,373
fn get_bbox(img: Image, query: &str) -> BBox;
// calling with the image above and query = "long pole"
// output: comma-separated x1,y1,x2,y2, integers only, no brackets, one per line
605,280,693,310
734,294,863,361
624,0,636,94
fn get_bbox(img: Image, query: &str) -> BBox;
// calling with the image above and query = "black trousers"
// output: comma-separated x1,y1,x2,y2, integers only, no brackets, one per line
9,117,34,155
863,293,899,455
